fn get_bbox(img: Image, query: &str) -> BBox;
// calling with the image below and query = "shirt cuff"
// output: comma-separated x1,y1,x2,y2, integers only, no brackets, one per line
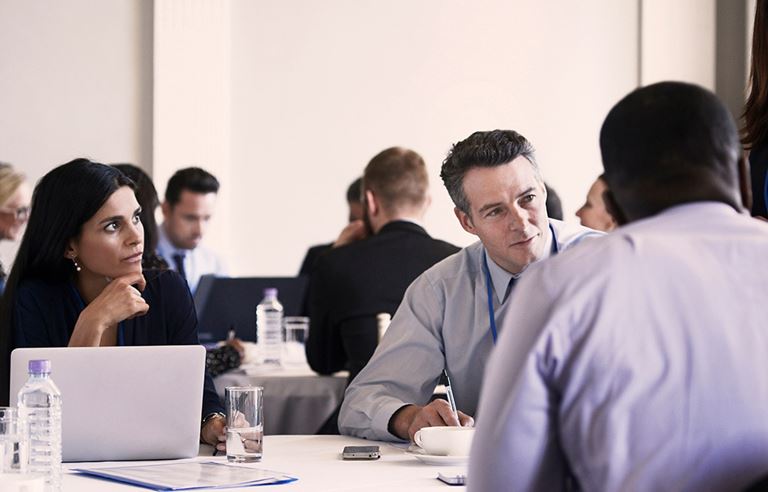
372,400,411,442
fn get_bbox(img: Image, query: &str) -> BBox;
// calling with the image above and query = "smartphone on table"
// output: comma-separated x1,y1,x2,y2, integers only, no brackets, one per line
341,445,380,460
437,471,466,486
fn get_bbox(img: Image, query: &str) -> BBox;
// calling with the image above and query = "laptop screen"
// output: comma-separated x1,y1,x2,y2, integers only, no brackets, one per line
194,276,309,343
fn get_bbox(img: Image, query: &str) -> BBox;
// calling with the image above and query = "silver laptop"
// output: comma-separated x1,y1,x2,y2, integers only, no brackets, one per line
10,345,205,462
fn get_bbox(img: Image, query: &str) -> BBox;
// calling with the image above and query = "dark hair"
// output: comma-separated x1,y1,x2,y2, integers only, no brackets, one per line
544,183,563,220
743,0,768,149
164,167,220,207
0,158,134,404
600,81,741,217
111,164,168,270
363,147,429,214
440,130,540,215
346,177,363,203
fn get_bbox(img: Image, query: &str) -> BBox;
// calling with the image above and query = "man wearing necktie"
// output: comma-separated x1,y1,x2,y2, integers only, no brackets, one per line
339,130,601,442
157,167,227,293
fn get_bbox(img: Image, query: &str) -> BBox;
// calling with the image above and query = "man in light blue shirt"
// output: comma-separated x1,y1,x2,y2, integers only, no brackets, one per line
157,167,227,293
470,83,768,491
338,130,600,441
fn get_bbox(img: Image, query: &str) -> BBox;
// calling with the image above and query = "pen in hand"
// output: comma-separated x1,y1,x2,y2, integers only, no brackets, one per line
443,370,459,425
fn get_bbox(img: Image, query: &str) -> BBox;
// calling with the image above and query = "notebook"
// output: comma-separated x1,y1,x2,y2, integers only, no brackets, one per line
194,275,309,343
9,345,205,462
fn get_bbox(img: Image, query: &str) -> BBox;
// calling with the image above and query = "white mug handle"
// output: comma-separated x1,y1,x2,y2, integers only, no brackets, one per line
414,429,424,448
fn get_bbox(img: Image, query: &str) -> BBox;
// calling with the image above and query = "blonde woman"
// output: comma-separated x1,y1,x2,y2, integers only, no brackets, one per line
0,163,30,290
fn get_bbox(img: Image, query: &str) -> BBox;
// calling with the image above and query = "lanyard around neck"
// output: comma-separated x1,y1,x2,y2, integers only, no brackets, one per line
483,223,559,345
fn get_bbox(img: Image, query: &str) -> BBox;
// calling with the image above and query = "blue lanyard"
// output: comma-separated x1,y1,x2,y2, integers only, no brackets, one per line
483,223,559,345
69,283,125,346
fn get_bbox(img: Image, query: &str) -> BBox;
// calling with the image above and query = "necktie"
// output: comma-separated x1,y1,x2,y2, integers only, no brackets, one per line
502,277,517,303
172,253,187,281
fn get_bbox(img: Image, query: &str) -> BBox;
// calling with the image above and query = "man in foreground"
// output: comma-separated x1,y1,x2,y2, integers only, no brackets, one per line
469,82,768,491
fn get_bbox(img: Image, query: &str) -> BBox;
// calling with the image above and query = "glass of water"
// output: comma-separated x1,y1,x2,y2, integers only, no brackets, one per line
225,386,264,463
283,316,309,365
0,407,25,473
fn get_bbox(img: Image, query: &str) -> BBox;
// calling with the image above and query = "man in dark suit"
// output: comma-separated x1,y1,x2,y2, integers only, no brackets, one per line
307,147,459,386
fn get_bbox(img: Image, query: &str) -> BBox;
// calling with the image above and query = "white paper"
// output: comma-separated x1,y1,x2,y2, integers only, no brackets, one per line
74,461,296,490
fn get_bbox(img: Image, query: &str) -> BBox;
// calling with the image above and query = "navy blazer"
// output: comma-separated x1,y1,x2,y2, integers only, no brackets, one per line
12,269,224,418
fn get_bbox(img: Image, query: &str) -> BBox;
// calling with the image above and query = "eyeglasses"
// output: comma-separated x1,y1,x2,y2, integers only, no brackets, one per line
0,206,30,222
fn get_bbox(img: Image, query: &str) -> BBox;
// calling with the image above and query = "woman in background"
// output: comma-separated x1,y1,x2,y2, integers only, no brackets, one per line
575,174,617,232
0,163,31,291
0,159,226,451
743,0,768,218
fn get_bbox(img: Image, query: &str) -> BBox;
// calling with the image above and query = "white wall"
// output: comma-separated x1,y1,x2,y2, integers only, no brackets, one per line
229,0,639,276
641,0,716,88
0,1,732,277
0,0,152,266
153,0,232,268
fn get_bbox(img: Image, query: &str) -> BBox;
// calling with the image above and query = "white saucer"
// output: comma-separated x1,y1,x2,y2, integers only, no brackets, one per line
405,447,469,466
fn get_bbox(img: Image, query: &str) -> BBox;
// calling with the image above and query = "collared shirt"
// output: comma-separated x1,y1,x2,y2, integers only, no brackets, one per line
156,224,227,294
338,219,600,441
469,202,768,492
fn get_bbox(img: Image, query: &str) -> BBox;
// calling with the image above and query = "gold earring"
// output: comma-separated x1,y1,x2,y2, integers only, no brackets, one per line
72,257,81,272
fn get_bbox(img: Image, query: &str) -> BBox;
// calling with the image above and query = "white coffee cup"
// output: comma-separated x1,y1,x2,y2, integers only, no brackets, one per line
413,426,475,456
0,474,44,492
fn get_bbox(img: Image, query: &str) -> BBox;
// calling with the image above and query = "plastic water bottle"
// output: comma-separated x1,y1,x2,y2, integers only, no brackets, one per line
17,359,62,492
257,288,283,365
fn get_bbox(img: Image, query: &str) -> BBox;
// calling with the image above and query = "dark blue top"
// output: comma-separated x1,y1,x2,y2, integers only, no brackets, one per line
12,269,224,419
750,142,768,217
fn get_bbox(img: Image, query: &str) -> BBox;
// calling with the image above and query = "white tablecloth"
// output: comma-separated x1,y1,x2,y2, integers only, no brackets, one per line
214,361,347,435
62,435,466,491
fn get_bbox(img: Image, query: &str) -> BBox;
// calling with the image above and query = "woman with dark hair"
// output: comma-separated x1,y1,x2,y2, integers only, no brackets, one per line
111,163,169,270
0,158,226,451
743,0,768,218
575,174,617,232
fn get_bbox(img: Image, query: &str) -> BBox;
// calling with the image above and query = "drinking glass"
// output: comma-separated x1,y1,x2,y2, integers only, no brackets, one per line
283,317,309,365
0,407,25,474
225,386,264,462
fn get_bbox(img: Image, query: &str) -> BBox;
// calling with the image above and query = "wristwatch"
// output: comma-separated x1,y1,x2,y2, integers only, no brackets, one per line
201,411,226,428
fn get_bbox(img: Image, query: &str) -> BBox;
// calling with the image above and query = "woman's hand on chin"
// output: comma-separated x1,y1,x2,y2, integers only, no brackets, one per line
70,272,149,346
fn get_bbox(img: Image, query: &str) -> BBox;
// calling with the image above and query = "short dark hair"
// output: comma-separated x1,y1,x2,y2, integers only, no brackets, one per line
363,147,428,214
600,81,741,214
441,130,540,215
346,177,363,203
164,167,220,206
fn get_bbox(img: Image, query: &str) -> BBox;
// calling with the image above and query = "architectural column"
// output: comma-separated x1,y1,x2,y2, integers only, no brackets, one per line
153,0,232,263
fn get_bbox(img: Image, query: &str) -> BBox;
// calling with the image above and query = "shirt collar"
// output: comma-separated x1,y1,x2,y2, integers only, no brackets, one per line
484,253,515,304
157,223,190,256
483,221,555,302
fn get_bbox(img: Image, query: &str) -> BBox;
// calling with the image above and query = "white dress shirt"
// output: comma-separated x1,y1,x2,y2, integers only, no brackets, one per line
156,225,227,294
469,202,768,491
338,219,600,441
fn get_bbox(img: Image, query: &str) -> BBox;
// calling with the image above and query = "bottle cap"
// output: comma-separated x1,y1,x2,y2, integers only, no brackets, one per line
28,359,51,374
264,288,278,298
